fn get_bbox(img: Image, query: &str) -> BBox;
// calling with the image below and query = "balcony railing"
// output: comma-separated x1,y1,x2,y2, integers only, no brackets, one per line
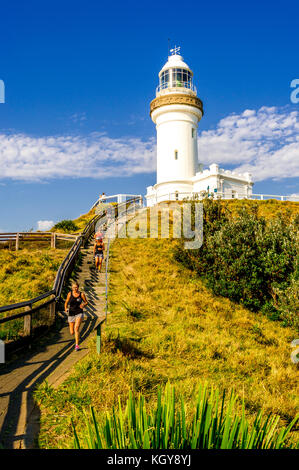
156,81,197,95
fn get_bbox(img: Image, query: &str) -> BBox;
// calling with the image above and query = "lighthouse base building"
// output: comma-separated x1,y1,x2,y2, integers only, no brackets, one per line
146,163,253,206
146,49,253,207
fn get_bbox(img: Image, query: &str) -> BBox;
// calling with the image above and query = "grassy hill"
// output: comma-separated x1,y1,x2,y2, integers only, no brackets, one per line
217,198,299,219
50,208,96,234
34,235,299,448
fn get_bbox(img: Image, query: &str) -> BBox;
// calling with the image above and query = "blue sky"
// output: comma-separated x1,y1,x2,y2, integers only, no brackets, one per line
0,0,298,231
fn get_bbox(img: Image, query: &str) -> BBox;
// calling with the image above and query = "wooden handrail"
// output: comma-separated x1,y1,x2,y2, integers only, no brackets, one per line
0,290,56,315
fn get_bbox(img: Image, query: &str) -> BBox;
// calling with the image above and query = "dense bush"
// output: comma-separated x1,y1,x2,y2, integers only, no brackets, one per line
52,219,79,233
174,199,299,329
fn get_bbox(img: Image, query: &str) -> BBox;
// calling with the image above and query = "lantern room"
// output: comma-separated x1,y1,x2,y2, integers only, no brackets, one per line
156,47,197,96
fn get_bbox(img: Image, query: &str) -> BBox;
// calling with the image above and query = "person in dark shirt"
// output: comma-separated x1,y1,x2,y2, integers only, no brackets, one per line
64,281,88,351
94,238,105,272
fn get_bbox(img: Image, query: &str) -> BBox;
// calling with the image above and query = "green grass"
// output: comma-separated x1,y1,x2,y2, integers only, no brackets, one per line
34,236,299,449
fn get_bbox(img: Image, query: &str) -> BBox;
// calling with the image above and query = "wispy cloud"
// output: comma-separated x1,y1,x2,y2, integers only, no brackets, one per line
37,220,54,231
0,133,156,181
0,106,298,183
70,112,87,124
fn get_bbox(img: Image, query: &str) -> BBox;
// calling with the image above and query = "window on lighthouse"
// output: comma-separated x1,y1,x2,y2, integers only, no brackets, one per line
172,69,192,88
174,150,178,160
161,71,170,89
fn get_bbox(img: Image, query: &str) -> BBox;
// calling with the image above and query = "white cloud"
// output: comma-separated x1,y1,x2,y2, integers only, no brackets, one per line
37,220,54,231
0,106,298,184
198,106,299,182
0,133,156,181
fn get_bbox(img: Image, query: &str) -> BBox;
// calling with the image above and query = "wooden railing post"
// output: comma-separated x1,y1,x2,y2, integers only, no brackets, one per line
49,297,56,325
51,233,56,249
24,304,32,337
15,233,20,251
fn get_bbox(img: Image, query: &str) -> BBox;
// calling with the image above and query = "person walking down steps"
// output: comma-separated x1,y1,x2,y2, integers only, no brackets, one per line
94,237,105,272
65,281,88,351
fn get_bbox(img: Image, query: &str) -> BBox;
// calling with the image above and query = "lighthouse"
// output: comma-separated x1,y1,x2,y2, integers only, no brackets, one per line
146,47,203,205
146,47,253,206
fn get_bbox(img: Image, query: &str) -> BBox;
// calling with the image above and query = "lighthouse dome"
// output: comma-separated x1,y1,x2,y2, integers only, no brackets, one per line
160,54,192,73
156,51,196,96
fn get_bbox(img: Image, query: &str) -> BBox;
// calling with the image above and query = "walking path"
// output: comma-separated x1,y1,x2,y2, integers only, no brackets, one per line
0,237,106,449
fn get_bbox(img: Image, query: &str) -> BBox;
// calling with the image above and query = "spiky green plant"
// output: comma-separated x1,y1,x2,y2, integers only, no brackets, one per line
72,382,298,449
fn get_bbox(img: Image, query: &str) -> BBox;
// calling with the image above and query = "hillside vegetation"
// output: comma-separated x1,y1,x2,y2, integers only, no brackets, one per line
175,199,299,330
51,208,96,234
215,198,299,219
35,236,299,448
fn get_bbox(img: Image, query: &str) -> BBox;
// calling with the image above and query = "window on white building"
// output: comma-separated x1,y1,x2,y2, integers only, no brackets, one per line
174,150,178,160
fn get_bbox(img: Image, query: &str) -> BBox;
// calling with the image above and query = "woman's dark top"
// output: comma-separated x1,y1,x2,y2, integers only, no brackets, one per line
95,241,104,255
69,291,83,316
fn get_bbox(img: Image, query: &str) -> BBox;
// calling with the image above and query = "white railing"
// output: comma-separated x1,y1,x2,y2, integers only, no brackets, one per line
145,191,299,205
90,194,143,210
156,82,197,95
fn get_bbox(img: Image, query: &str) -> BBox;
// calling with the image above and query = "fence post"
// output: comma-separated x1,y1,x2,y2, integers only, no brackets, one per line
51,233,56,249
15,233,20,251
24,304,32,337
49,297,56,325
96,323,102,353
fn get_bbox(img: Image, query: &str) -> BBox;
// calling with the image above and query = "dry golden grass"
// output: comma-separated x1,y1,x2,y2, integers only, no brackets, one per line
0,247,68,307
0,246,69,340
35,236,299,448
221,198,299,220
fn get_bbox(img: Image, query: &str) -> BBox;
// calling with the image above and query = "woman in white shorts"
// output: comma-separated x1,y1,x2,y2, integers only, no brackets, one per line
64,281,88,351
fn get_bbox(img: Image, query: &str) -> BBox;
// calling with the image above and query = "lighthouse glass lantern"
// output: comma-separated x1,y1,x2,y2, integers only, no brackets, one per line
157,47,197,96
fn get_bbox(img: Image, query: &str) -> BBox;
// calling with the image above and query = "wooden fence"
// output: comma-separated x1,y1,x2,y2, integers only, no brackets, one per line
0,232,78,250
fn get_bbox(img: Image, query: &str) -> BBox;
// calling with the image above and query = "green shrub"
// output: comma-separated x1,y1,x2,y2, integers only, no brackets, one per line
52,220,79,233
72,382,298,449
174,200,298,328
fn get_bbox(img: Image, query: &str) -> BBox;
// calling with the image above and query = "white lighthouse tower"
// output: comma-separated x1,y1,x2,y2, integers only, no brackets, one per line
146,47,204,205
146,47,253,206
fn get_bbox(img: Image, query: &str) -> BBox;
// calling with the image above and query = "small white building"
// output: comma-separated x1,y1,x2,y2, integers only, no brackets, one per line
146,48,253,206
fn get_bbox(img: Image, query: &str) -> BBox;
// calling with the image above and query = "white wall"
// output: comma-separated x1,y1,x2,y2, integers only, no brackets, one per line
152,104,202,184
